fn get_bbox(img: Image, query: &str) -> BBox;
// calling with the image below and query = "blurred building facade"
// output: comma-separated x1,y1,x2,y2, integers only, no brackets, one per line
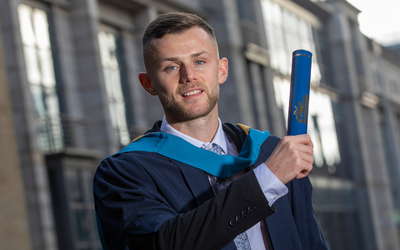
0,0,399,250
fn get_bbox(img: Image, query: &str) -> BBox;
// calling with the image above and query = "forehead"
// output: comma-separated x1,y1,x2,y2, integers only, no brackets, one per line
149,27,218,58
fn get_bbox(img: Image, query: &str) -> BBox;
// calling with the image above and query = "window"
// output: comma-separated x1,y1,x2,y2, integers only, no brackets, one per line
98,26,130,147
18,4,63,152
66,169,101,250
261,0,321,83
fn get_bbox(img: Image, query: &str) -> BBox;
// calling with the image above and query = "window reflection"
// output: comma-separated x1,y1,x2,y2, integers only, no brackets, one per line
308,91,341,168
98,29,130,146
18,4,63,153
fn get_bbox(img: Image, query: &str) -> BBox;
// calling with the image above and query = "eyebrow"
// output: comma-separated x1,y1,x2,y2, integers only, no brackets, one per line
157,50,211,70
192,51,207,58
161,51,210,63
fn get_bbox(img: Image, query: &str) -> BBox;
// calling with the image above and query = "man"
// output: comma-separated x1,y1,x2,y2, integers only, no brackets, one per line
94,12,327,250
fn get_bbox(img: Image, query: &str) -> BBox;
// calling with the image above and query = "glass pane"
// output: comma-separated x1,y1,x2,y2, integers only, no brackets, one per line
98,28,130,146
308,115,324,167
90,210,99,240
39,49,56,88
102,69,113,98
23,46,41,85
271,1,282,26
109,103,118,129
309,91,341,166
98,31,110,67
82,171,94,202
115,101,130,145
311,61,322,83
283,10,294,32
111,70,123,99
33,8,51,49
286,33,298,57
71,209,91,242
30,84,46,115
298,20,308,40
18,5,36,46
106,33,119,70
43,88,60,115
261,0,273,24
65,170,83,202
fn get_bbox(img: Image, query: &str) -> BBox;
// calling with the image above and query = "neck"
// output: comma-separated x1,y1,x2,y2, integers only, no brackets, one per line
165,109,219,142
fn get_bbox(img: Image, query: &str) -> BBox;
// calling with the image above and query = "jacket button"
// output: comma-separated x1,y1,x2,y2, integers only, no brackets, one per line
229,219,237,226
241,209,249,216
236,214,244,222
247,205,256,212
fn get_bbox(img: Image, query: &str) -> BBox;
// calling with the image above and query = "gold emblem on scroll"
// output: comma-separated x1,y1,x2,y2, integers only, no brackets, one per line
294,94,309,124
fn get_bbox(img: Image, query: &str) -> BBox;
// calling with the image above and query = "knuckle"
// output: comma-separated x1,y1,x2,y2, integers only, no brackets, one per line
294,157,301,166
286,140,296,150
281,136,290,144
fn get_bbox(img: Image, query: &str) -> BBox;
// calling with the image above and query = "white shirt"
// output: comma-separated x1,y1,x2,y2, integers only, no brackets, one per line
160,116,288,249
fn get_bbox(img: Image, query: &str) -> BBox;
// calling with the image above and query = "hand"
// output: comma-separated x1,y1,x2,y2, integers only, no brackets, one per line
265,134,314,184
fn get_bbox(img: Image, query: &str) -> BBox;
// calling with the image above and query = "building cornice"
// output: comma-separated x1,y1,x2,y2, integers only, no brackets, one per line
291,0,333,22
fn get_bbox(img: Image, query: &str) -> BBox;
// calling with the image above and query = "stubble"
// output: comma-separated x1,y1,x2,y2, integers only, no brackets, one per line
157,82,220,123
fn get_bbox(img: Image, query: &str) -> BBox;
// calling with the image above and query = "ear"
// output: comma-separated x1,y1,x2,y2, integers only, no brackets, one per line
138,72,157,96
218,57,228,84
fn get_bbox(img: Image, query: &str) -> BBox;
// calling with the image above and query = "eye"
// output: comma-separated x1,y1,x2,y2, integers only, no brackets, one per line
165,65,178,71
195,60,205,65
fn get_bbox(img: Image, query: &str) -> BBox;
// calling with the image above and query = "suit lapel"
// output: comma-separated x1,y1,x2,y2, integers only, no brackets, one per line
171,159,215,206
150,121,214,206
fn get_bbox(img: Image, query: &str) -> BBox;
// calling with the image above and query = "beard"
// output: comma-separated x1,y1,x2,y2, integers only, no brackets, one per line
157,83,220,123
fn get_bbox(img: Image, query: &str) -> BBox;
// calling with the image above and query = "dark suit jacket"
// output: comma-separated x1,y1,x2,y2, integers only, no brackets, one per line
94,122,327,250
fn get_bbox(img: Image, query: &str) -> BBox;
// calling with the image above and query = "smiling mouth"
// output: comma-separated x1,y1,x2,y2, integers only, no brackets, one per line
182,90,203,97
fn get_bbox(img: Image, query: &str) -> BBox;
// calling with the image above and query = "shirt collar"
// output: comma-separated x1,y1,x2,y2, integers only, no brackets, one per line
160,116,228,154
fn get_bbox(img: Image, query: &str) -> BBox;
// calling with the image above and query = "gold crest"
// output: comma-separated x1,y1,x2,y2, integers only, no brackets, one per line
294,94,309,124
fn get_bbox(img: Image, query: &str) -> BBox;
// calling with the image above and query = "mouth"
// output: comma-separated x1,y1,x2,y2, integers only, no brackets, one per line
182,89,203,97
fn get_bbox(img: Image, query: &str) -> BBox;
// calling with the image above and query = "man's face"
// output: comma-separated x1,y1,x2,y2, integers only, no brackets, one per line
140,26,228,123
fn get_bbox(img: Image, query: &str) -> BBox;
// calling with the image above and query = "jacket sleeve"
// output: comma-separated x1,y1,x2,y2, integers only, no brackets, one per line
94,153,275,250
129,171,275,250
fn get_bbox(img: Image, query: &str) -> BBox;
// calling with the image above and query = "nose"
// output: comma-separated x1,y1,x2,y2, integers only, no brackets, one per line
179,64,197,83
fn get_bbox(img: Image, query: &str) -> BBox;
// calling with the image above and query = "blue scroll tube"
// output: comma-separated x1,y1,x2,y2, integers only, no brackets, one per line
287,50,312,136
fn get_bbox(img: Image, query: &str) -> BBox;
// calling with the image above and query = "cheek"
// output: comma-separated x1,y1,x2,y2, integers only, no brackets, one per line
154,80,176,96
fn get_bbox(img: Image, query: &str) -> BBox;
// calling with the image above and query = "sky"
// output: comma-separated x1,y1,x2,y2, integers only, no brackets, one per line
346,0,400,46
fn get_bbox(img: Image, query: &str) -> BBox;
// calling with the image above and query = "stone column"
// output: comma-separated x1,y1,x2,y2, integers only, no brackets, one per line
69,0,117,157
129,7,164,128
248,61,269,130
0,16,32,250
201,0,256,126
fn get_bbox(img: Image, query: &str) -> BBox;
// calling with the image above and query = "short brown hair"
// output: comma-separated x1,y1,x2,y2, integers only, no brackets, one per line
142,12,217,67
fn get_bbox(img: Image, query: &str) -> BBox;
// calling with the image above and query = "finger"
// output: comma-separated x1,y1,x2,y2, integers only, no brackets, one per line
282,134,313,147
295,172,308,179
298,134,313,148
297,144,314,155
300,151,314,164
295,164,312,179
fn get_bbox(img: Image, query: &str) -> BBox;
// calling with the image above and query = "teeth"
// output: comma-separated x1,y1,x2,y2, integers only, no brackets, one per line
183,90,201,96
